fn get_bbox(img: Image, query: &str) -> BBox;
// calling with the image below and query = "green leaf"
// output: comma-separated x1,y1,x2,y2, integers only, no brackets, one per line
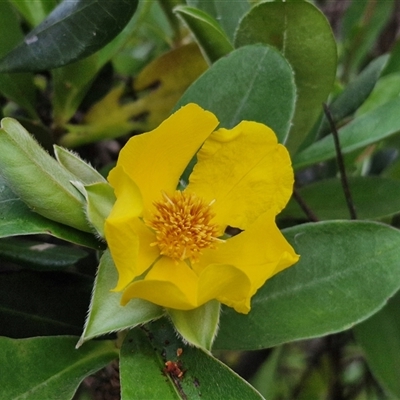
120,319,264,400
174,6,233,64
354,290,400,398
312,54,389,143
0,270,92,338
0,118,91,232
293,96,400,170
355,72,400,117
0,0,139,72
176,44,296,144
235,1,337,154
282,176,400,221
0,336,118,400
341,0,394,78
214,221,400,350
0,237,87,271
186,0,250,40
168,300,220,350
78,250,164,347
0,175,103,250
0,1,37,117
54,145,107,185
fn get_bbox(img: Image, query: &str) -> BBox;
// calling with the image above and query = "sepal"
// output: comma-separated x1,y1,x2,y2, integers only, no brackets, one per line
54,145,107,184
167,300,221,351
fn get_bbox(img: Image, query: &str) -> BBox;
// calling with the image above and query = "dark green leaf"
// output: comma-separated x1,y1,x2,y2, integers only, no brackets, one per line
354,291,400,398
293,96,400,170
0,0,139,72
0,175,103,250
176,44,296,143
120,319,263,399
0,336,118,400
235,1,337,154
174,6,233,64
0,270,92,338
282,176,400,221
313,54,389,142
0,237,88,270
215,221,400,350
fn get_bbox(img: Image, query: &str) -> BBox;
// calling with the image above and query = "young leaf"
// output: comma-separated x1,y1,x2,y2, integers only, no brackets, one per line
78,250,164,347
215,221,400,350
174,6,233,64
0,336,118,400
120,319,264,399
0,0,139,72
0,118,91,232
235,1,337,154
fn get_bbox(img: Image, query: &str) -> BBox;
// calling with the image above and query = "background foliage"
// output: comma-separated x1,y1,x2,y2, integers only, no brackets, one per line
1,0,400,398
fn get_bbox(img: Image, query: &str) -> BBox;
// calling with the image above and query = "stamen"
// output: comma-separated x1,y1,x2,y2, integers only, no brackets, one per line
146,191,221,262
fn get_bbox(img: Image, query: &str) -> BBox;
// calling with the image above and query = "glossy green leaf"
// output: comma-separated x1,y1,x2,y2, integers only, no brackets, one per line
282,176,400,221
120,319,263,399
174,6,233,64
176,44,296,143
0,175,103,250
0,118,91,232
354,290,400,398
235,1,337,154
0,270,92,338
293,96,400,170
168,300,220,350
313,55,389,141
0,237,87,271
0,0,139,72
186,0,249,40
0,1,37,117
0,336,118,400
78,250,164,347
215,221,400,350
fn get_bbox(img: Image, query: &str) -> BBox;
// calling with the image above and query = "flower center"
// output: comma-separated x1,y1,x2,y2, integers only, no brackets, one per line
146,191,221,262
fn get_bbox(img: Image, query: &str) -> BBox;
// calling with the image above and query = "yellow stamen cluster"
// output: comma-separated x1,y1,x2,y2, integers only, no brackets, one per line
146,191,221,262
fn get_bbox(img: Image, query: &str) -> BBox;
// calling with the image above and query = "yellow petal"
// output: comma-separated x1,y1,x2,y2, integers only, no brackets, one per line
197,264,252,314
105,167,160,290
196,209,299,297
121,257,198,309
187,121,294,230
109,103,219,212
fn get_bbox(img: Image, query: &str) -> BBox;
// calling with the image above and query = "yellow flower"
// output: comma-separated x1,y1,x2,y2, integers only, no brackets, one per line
105,103,299,314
